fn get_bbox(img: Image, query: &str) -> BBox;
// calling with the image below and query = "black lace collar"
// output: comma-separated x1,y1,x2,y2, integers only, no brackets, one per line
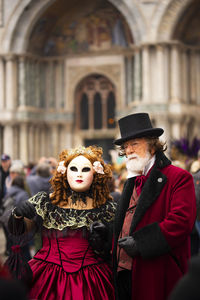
29,192,117,231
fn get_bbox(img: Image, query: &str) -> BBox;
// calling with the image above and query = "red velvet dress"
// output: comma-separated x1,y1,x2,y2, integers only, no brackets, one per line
28,192,116,300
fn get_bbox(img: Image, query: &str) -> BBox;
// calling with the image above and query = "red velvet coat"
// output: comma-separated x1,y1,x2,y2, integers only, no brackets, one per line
112,152,196,300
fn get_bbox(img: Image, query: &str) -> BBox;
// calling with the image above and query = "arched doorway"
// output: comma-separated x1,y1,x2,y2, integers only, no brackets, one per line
75,74,116,162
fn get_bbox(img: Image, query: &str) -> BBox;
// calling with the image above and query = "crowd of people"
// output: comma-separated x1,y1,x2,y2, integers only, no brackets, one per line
0,112,199,300
0,155,57,258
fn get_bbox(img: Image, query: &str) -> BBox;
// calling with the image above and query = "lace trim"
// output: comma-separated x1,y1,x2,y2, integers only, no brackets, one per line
28,192,116,231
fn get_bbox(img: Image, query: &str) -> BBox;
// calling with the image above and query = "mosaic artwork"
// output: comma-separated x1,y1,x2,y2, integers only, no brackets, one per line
28,0,134,56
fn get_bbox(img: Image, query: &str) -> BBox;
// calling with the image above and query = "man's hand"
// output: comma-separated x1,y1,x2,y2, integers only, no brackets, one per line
118,236,139,258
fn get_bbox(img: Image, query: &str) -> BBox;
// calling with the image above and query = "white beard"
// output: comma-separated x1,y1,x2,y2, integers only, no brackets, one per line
126,151,152,174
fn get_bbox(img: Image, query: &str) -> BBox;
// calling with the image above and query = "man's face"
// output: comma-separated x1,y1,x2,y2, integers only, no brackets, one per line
67,155,94,192
124,138,150,157
124,138,153,174
1,159,11,172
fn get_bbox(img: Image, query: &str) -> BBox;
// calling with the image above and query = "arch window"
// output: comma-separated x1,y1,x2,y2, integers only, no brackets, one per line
80,93,89,130
75,74,116,131
94,93,102,129
107,91,116,129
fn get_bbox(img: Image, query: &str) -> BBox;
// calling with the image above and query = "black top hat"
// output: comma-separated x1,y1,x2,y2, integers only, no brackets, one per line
114,113,164,145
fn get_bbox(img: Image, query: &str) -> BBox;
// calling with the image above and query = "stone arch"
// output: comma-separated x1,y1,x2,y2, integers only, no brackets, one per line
157,0,194,41
108,0,146,44
75,72,115,96
2,0,146,53
66,63,122,113
1,0,55,53
74,73,116,130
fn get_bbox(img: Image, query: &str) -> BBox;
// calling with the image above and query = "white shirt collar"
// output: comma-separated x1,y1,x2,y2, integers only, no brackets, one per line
126,155,155,179
143,155,155,175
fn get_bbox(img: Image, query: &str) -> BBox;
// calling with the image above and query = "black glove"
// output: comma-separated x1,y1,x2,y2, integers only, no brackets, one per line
90,221,107,238
89,221,107,252
12,201,36,219
89,221,113,262
118,236,140,258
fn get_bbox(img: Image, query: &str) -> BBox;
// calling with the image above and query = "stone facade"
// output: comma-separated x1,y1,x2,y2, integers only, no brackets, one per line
0,0,199,164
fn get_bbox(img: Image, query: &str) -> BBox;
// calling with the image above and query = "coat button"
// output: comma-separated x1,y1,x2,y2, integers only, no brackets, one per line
158,177,163,183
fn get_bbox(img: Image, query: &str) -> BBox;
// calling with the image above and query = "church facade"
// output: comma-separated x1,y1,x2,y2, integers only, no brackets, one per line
0,0,200,164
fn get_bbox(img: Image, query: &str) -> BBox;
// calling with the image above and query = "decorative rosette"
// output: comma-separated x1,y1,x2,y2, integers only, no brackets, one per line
93,161,104,174
57,161,66,174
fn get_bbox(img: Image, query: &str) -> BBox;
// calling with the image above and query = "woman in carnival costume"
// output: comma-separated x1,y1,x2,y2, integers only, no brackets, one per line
7,146,116,300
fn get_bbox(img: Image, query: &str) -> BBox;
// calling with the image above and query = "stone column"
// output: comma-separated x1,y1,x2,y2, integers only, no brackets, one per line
64,123,73,148
3,124,14,158
5,55,16,110
170,45,181,103
35,60,40,108
133,50,141,101
13,125,19,159
0,57,5,109
196,50,200,105
29,60,35,107
40,126,47,158
18,56,26,107
142,45,151,103
156,45,167,103
125,56,133,104
55,60,62,109
58,123,73,150
46,61,55,108
181,49,188,103
34,125,41,162
28,125,35,163
156,114,170,143
101,92,107,129
51,124,59,158
19,123,28,165
38,61,45,108
190,50,196,104
0,125,3,153
170,120,181,140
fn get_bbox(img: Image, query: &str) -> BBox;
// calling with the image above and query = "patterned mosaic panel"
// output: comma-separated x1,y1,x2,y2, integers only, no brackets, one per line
28,0,133,55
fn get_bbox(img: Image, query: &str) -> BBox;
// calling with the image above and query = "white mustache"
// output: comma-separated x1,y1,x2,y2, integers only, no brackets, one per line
126,154,140,161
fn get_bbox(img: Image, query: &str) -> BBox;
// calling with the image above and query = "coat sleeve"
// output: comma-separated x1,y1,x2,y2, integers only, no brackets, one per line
133,170,196,258
193,172,200,219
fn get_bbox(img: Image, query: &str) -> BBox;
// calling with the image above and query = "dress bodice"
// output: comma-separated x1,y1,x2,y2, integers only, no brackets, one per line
34,228,102,273
29,192,116,273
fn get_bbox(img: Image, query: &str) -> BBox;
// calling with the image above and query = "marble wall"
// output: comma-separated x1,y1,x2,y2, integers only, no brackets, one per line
0,0,199,164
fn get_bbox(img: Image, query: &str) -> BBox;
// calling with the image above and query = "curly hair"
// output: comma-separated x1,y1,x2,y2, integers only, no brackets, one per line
50,146,113,208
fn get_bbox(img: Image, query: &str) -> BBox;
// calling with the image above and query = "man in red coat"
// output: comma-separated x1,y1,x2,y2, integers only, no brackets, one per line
112,113,196,300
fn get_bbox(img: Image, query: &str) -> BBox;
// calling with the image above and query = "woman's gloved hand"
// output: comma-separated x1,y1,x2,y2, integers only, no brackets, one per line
118,236,140,258
89,221,113,261
90,221,107,237
89,221,108,252
12,201,36,219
